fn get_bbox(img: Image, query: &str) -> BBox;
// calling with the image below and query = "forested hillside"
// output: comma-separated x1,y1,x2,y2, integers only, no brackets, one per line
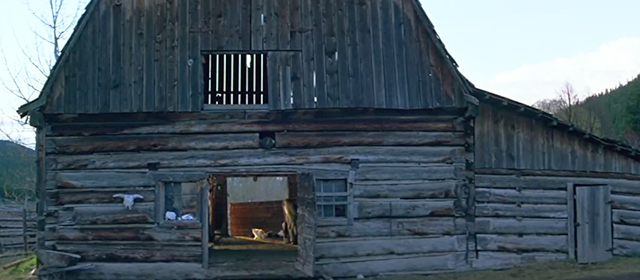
534,73,640,148
0,140,36,203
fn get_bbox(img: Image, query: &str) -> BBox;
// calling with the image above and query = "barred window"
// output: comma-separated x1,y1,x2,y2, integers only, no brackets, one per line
315,179,348,218
203,52,268,106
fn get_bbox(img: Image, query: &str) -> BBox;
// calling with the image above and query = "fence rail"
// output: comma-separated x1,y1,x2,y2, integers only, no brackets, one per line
0,206,37,254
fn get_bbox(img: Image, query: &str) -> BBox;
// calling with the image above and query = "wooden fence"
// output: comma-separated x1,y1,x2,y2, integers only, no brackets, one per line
0,205,37,254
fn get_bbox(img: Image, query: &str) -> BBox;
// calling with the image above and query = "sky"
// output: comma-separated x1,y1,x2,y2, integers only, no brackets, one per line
1,0,640,147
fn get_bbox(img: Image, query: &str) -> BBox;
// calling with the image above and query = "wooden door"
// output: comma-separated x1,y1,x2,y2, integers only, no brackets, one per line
295,172,316,276
572,185,612,263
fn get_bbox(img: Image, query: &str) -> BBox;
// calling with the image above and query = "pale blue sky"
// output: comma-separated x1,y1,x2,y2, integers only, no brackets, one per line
1,0,640,144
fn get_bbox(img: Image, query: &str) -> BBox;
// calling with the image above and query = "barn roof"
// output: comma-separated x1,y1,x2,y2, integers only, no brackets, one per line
475,88,640,162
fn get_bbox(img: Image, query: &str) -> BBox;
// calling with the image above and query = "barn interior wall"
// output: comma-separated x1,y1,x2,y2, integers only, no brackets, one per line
42,109,476,278
475,103,640,174
42,0,464,115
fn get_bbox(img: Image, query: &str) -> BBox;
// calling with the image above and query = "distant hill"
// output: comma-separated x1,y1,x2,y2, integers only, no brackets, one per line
0,140,36,203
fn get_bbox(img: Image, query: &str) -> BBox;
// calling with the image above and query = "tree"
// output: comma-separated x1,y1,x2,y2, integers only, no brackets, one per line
0,0,85,147
533,82,601,135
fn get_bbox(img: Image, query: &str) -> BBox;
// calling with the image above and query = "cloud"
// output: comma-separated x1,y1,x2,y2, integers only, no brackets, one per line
475,37,640,105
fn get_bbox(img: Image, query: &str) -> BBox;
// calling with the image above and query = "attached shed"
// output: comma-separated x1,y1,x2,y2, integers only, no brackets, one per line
18,0,640,279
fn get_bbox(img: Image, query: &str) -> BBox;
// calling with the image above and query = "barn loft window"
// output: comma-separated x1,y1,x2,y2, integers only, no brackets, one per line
162,182,201,222
203,52,268,107
315,179,348,218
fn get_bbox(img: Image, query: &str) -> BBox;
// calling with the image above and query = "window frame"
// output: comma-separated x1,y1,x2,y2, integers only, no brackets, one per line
153,173,209,226
315,178,353,226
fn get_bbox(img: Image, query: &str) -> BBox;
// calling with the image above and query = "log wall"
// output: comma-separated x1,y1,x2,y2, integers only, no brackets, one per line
42,109,475,277
39,0,468,115
475,103,640,174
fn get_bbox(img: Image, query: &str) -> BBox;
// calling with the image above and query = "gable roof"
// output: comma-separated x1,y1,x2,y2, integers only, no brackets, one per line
474,88,640,162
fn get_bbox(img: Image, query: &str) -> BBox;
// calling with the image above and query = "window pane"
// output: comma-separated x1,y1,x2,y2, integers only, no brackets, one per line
322,182,334,193
164,182,200,221
315,181,323,193
323,205,334,217
335,205,346,217
317,205,324,217
335,196,347,202
332,180,347,192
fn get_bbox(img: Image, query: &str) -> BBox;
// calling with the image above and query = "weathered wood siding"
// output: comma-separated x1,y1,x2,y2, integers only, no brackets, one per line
475,103,640,174
40,0,468,115
475,171,640,264
43,109,475,274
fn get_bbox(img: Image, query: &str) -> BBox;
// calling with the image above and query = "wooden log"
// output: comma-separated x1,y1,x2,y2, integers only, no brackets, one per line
476,168,640,182
56,172,153,189
275,131,465,148
315,235,467,259
54,188,155,205
356,164,461,181
46,133,260,154
613,239,640,256
316,218,465,238
57,202,155,225
472,252,567,269
352,180,459,199
613,209,640,226
613,224,640,242
315,252,468,278
354,199,457,219
49,147,464,171
476,234,567,253
475,204,567,218
611,194,640,211
37,250,81,268
55,225,201,242
2,256,34,270
55,241,201,262
475,188,566,205
475,218,567,235
476,174,640,194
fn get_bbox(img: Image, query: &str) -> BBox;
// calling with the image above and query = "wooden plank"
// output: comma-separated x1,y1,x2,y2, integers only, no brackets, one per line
356,0,374,107
75,29,88,113
613,239,640,256
335,0,351,108
492,106,504,167
49,147,463,171
110,0,124,112
403,1,422,109
201,179,209,268
354,199,457,219
55,172,153,189
352,180,459,199
476,234,568,253
98,0,112,112
277,0,291,50
315,252,467,278
392,0,408,108
613,209,640,226
240,0,252,49
132,0,146,112
268,52,282,109
56,225,200,242
57,203,155,225
315,235,467,259
177,0,190,111
143,0,156,111
251,0,263,50
368,0,385,108
475,188,567,204
475,218,567,235
165,0,178,111
475,204,567,218
120,0,134,112
323,0,340,107
275,131,465,148
356,164,460,181
263,0,277,49
154,0,167,111
55,242,201,262
611,194,640,211
476,169,640,184
614,224,640,242
295,172,316,276
63,35,76,114
473,252,567,269
46,133,260,154
54,188,155,205
188,0,201,111
567,183,576,260
300,0,314,108
317,217,465,238
312,0,327,107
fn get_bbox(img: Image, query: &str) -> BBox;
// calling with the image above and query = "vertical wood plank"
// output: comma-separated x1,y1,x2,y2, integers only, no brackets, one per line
264,0,278,49
282,54,293,109
132,0,145,112
251,0,264,51
99,0,112,112
369,0,385,108
300,0,315,108
143,0,156,112
416,13,433,108
110,0,124,112
86,17,96,113
201,180,209,269
121,0,134,112
335,0,351,108
200,0,211,50
177,0,190,111
35,128,45,249
290,0,303,108
602,185,612,261
268,52,282,109
403,1,422,109
240,0,252,49
505,119,516,169
356,0,375,107
346,0,361,109
492,108,504,168
312,0,327,107
324,0,340,107
75,31,87,114
188,0,202,111
380,0,398,108
278,0,291,50
64,39,76,114
393,0,408,109
154,0,167,111
165,0,178,111
289,0,302,51
567,183,575,260
227,0,242,49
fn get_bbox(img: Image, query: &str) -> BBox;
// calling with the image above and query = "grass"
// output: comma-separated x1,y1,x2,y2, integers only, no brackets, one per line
0,254,37,280
347,257,640,280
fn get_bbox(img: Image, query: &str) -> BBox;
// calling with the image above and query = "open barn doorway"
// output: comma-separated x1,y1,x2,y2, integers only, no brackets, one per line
206,173,313,276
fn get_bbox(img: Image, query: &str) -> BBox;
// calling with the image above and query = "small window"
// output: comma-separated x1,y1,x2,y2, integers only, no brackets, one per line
163,182,200,222
315,179,348,218
203,52,269,106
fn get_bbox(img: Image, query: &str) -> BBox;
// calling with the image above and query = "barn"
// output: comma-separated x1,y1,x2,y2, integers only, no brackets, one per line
17,0,640,279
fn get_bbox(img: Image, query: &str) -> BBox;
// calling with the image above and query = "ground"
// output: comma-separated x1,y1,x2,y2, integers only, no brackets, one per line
0,254,36,280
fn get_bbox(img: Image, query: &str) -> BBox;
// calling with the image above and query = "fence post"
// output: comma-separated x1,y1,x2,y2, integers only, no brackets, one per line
23,208,28,252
